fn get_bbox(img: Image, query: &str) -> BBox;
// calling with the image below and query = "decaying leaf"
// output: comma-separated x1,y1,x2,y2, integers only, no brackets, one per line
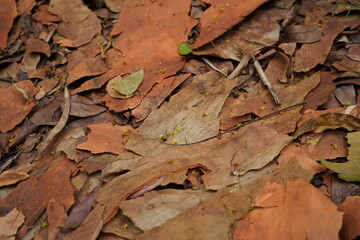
322,131,360,182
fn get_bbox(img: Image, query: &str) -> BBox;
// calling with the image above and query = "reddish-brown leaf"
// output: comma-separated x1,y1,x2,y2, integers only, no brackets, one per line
0,0,17,48
192,0,270,48
77,123,134,154
233,180,343,240
0,80,38,133
339,196,360,240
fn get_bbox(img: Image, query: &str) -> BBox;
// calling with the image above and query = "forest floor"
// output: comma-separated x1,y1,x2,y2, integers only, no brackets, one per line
0,0,360,239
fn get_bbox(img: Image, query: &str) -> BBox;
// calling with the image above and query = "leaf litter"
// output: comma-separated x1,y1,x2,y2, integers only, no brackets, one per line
0,0,360,239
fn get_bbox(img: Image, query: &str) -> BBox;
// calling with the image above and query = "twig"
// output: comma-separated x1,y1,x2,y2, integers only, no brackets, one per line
0,77,17,82
163,102,306,146
253,56,281,105
201,58,228,77
36,87,71,154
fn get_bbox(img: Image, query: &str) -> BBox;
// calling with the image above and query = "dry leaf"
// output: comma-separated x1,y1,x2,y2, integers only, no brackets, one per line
0,80,38,133
0,208,25,240
339,196,360,240
0,169,29,187
0,0,17,48
233,180,343,240
77,123,134,154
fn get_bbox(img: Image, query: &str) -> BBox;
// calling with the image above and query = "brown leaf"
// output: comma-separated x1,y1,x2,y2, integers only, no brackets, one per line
65,56,107,85
192,0,270,48
0,80,38,133
233,180,343,240
0,153,76,237
0,169,29,187
284,24,322,43
77,123,134,154
339,196,360,240
69,95,107,118
26,38,51,57
56,13,102,47
46,199,67,240
48,0,91,23
304,71,336,111
0,0,17,49
0,208,25,239
33,5,61,25
120,189,214,231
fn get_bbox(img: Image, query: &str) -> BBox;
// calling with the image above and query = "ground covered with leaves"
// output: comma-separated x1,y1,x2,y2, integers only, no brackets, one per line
0,0,360,239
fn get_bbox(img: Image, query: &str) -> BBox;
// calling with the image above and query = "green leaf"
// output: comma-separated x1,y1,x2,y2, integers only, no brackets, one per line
115,68,144,96
321,131,360,182
178,42,192,55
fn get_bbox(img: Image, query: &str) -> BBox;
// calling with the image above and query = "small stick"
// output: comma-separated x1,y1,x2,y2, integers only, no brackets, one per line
253,56,281,105
227,55,249,80
163,101,306,146
201,58,228,77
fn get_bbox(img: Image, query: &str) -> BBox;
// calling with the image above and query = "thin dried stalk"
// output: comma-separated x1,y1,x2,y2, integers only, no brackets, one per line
253,57,281,105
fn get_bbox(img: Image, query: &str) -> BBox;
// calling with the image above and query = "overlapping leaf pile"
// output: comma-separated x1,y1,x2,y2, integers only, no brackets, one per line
0,0,360,239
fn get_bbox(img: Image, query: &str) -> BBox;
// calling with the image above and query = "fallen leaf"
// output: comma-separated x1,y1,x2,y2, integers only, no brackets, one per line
46,199,67,240
26,38,51,57
65,57,107,85
104,0,125,12
0,80,38,133
0,0,17,49
284,24,322,43
0,169,29,187
48,0,90,23
77,123,134,154
33,5,61,25
233,179,343,240
192,0,270,48
0,208,25,240
303,71,336,111
322,131,360,182
120,189,214,231
339,196,360,240
114,68,144,97
69,95,107,118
